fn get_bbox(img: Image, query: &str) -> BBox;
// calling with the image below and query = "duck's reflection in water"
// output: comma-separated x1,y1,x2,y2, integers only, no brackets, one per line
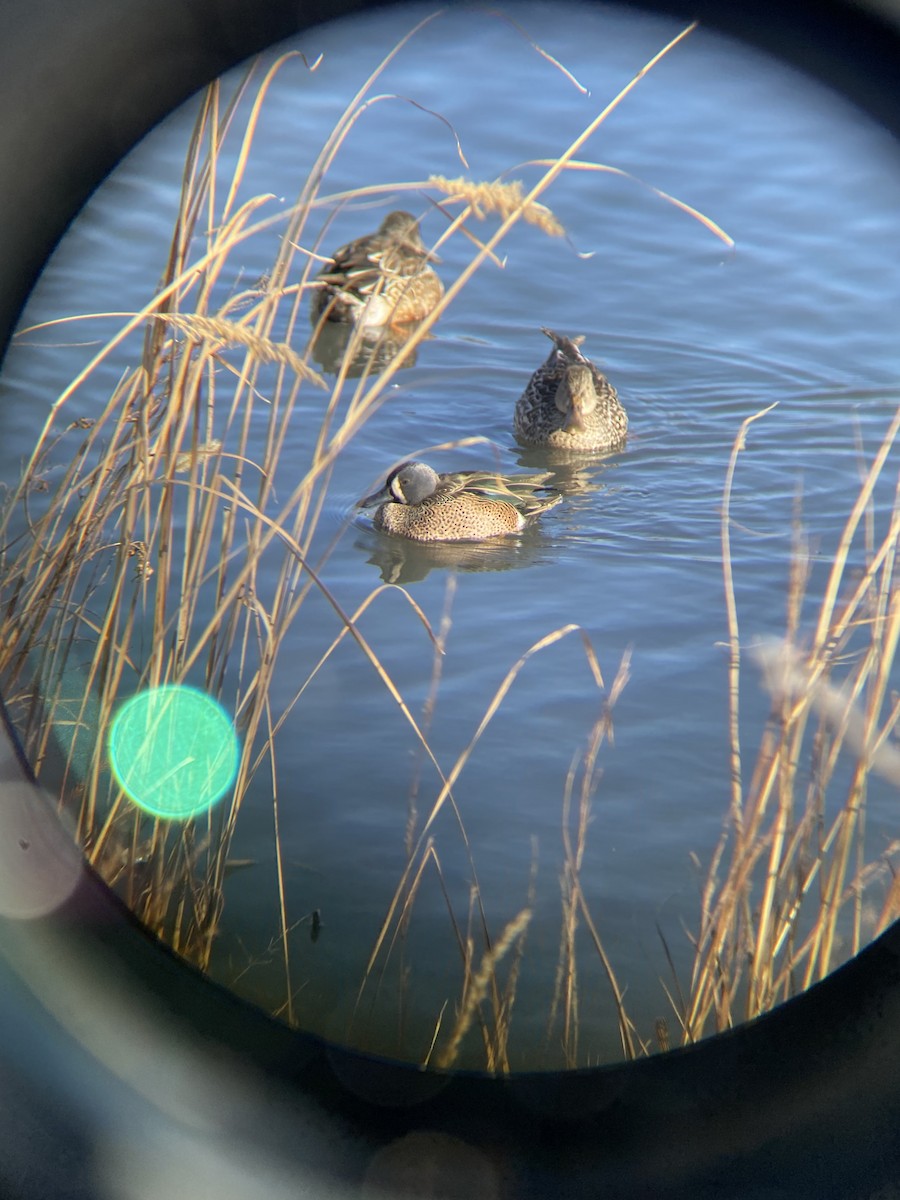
356,525,551,585
512,444,621,498
308,318,426,378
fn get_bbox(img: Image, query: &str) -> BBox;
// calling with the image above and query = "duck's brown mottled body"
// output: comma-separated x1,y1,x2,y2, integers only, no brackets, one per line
515,327,627,451
360,461,561,542
312,211,443,327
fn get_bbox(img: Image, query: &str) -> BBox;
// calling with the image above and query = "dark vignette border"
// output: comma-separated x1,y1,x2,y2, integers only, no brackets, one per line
1,2,900,1197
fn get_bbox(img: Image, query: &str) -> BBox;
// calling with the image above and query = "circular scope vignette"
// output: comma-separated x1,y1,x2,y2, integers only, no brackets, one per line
2,3,900,1199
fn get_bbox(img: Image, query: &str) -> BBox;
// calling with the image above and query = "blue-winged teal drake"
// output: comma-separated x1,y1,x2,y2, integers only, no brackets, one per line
359,461,562,542
514,327,627,451
312,211,444,328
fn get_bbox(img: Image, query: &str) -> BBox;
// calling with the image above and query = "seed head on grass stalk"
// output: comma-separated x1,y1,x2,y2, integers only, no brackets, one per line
429,176,565,237
433,906,533,1073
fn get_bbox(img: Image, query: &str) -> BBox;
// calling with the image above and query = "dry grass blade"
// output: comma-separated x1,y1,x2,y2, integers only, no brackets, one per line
520,159,734,248
354,94,469,168
484,8,591,94
722,402,779,830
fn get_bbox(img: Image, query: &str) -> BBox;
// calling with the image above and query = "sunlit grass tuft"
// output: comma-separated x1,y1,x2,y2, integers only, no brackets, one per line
679,405,900,1042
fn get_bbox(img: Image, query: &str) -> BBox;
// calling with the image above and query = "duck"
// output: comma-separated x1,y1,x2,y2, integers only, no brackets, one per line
311,211,444,328
514,327,627,451
359,460,562,542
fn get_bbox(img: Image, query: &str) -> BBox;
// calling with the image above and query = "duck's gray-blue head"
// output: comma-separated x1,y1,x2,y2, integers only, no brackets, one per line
360,460,440,508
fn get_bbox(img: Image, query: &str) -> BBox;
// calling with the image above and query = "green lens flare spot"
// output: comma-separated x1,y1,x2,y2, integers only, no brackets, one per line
108,686,239,820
